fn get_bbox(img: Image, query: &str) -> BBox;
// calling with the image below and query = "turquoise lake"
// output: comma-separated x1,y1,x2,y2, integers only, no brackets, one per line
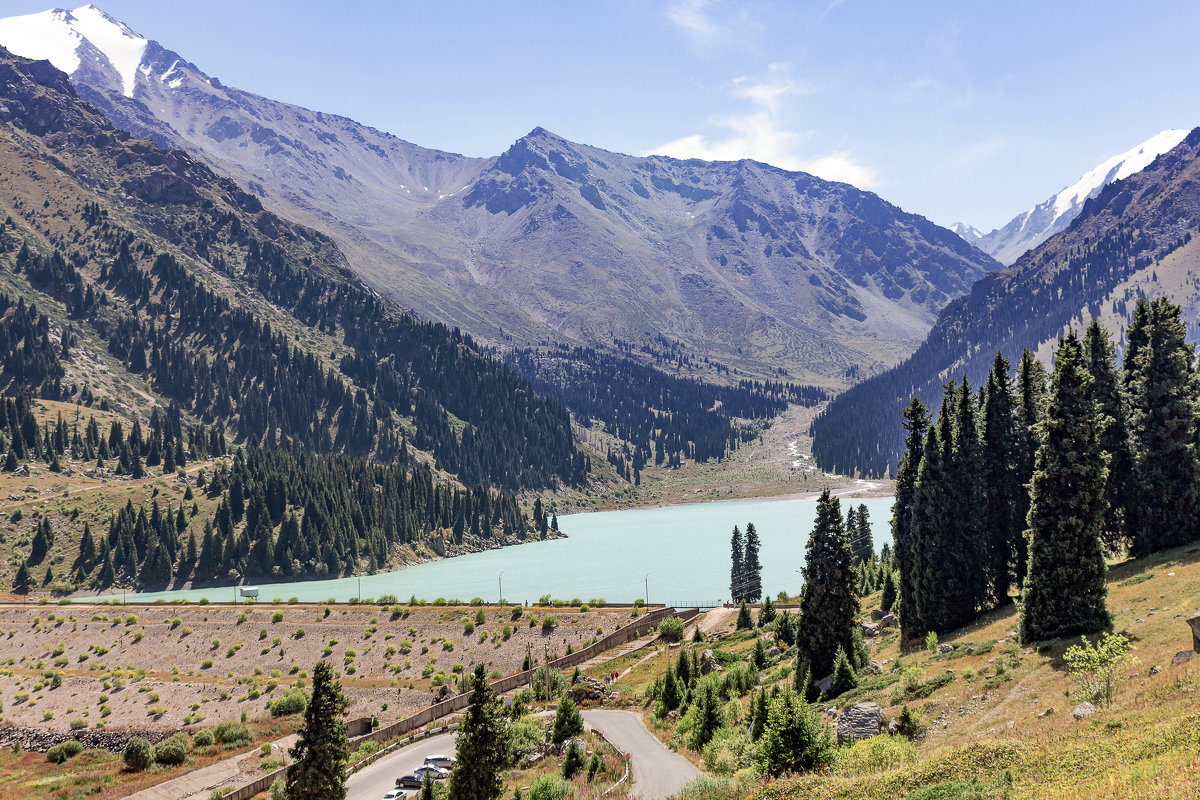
92,493,894,605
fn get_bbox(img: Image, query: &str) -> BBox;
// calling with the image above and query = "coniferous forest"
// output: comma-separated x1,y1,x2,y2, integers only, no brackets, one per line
507,346,825,479
893,299,1199,644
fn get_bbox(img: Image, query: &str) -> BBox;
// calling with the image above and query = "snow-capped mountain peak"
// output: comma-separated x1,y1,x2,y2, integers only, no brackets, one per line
954,129,1190,265
949,222,983,243
0,5,147,97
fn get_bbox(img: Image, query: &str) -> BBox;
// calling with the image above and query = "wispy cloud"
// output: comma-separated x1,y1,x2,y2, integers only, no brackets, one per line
643,64,879,188
665,0,723,47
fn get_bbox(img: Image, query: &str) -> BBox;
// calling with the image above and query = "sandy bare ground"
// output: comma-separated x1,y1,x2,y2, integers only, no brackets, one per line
0,603,631,735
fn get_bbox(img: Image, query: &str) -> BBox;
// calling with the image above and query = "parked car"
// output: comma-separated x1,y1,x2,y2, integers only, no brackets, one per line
423,754,455,769
414,765,450,780
395,775,423,789
383,791,409,800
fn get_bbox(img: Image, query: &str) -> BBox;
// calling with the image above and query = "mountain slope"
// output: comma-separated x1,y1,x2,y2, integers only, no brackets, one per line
812,127,1200,476
0,43,583,492
0,5,1000,385
959,129,1189,265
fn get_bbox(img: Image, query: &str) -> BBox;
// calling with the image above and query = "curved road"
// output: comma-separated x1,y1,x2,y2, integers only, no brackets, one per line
583,710,701,800
345,711,699,800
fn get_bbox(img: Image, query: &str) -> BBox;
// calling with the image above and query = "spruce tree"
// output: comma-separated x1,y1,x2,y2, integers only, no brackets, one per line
743,523,763,603
729,525,744,602
750,687,768,741
755,689,833,777
795,490,857,678
880,568,897,614
448,664,509,800
1015,350,1047,588
551,696,584,745
850,503,873,564
13,563,31,595
1126,298,1200,556
1020,332,1110,642
1084,320,1134,552
286,661,349,800
949,377,989,617
981,352,1022,606
736,600,753,630
828,644,858,697
909,391,952,638
892,398,929,642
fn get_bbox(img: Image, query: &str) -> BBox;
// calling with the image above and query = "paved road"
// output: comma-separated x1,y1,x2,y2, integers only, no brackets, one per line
344,711,699,800
345,732,455,800
584,710,701,800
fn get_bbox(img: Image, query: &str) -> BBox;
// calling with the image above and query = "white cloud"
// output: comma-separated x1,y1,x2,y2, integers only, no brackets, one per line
802,151,879,187
665,0,723,46
642,64,879,188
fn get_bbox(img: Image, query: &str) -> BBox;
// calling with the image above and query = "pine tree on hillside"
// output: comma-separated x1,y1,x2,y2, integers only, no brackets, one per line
892,397,929,643
850,503,873,564
796,490,859,678
286,661,349,800
1020,331,1110,642
729,525,744,603
1014,350,1047,588
1083,320,1134,552
743,523,763,603
910,389,953,637
449,664,509,800
951,377,989,615
1125,298,1200,556
981,352,1022,606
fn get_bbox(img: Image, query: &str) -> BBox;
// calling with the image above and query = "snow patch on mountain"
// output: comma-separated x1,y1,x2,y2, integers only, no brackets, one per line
964,129,1190,265
0,4,146,97
1050,129,1188,221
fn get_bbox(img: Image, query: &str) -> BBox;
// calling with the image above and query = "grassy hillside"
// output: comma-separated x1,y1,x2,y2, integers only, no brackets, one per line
615,545,1200,800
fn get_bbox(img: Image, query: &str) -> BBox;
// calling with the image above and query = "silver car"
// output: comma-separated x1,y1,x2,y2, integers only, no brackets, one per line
423,754,455,769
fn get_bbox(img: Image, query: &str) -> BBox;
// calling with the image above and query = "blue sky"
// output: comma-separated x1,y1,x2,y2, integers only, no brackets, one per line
6,0,1200,230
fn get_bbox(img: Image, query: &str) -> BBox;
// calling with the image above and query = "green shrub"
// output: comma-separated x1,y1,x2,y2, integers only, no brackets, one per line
268,689,309,717
527,774,570,800
154,733,191,766
212,720,253,746
658,616,685,643
46,740,84,763
541,616,559,631
193,729,215,747
123,736,153,771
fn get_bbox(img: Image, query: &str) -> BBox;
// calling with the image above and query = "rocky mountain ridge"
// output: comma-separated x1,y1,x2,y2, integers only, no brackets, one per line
0,4,1000,385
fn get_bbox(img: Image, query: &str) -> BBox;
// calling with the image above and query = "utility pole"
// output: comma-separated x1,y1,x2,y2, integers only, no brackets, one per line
498,570,505,604
357,576,361,603
644,573,649,607
544,642,550,703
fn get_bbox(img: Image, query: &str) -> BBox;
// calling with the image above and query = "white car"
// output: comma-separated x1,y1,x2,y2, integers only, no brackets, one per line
383,791,408,800
423,754,455,769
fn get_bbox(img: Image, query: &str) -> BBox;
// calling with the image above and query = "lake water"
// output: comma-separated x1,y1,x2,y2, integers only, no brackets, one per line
92,493,894,605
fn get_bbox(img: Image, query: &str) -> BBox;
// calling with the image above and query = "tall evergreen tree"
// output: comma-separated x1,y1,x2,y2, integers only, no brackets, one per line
1014,350,1047,588
742,523,763,603
448,664,509,800
909,388,953,638
849,503,873,564
729,525,744,602
1083,320,1134,552
892,398,929,643
950,377,989,615
981,352,1022,606
1020,332,1110,642
13,562,31,596
286,661,349,800
795,490,858,677
1125,298,1200,556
